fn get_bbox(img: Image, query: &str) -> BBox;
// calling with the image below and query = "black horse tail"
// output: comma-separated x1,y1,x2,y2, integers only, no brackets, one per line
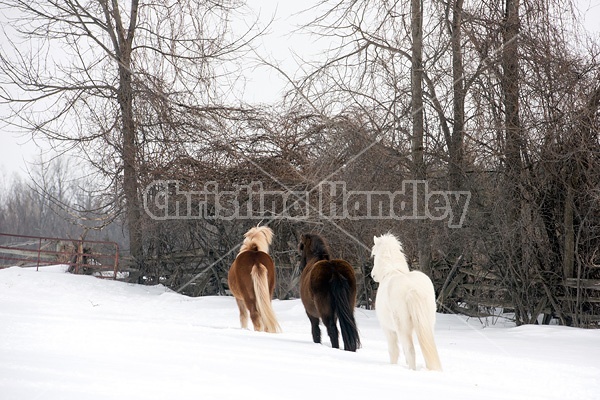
330,274,361,352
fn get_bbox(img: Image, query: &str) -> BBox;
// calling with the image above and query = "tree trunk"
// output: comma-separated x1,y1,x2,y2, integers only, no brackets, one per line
120,63,144,269
502,0,522,188
114,0,144,270
410,0,431,276
563,185,574,279
502,0,525,324
449,0,465,192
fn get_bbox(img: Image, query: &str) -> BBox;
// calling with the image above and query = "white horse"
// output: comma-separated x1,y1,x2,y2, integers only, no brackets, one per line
371,233,442,371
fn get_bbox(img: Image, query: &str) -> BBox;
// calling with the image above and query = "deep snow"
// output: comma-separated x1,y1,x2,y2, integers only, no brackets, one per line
1,266,599,400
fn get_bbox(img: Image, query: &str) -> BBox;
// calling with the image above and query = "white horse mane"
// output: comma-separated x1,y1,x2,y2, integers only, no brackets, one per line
239,226,274,254
371,233,410,281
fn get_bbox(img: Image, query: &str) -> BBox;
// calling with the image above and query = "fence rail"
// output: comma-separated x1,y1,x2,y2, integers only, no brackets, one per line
0,232,119,279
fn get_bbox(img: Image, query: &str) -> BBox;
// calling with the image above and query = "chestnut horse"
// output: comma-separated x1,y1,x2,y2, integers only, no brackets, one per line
228,226,281,333
298,233,360,351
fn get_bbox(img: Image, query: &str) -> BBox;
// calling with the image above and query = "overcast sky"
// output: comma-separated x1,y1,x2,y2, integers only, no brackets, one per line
0,0,598,182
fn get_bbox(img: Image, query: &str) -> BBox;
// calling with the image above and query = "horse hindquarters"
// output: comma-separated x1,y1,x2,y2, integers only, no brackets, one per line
251,263,281,333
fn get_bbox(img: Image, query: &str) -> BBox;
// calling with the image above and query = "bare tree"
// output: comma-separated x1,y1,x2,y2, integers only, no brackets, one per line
289,0,600,325
0,0,262,273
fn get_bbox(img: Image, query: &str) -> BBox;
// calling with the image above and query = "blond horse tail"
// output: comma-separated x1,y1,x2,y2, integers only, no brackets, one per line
251,263,281,333
407,290,442,371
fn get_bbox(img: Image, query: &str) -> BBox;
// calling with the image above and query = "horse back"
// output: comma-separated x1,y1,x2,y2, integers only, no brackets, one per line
303,259,357,301
376,270,436,327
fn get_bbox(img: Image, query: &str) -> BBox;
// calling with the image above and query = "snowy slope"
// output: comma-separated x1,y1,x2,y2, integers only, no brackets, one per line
1,266,599,400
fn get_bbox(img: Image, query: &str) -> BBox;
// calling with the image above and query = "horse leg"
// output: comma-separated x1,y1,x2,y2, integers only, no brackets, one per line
314,296,339,348
323,314,339,349
383,327,400,364
307,313,321,343
235,298,249,330
399,331,417,370
248,300,263,332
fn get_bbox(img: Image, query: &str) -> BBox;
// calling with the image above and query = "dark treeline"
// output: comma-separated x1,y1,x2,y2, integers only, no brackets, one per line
0,0,598,326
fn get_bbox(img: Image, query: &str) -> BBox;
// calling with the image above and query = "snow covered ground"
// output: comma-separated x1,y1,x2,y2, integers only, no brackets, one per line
1,266,599,400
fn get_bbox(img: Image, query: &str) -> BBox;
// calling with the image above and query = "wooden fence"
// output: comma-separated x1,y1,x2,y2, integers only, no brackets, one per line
0,232,120,279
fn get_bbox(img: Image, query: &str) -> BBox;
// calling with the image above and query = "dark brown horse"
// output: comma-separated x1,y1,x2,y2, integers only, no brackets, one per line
298,233,360,351
228,226,281,333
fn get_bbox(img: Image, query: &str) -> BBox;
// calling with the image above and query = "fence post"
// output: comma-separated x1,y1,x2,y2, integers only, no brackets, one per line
76,241,82,274
113,245,119,280
36,237,42,271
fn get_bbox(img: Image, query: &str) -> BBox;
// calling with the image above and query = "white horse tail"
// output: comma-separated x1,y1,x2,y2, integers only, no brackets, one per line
251,263,281,333
406,289,442,371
